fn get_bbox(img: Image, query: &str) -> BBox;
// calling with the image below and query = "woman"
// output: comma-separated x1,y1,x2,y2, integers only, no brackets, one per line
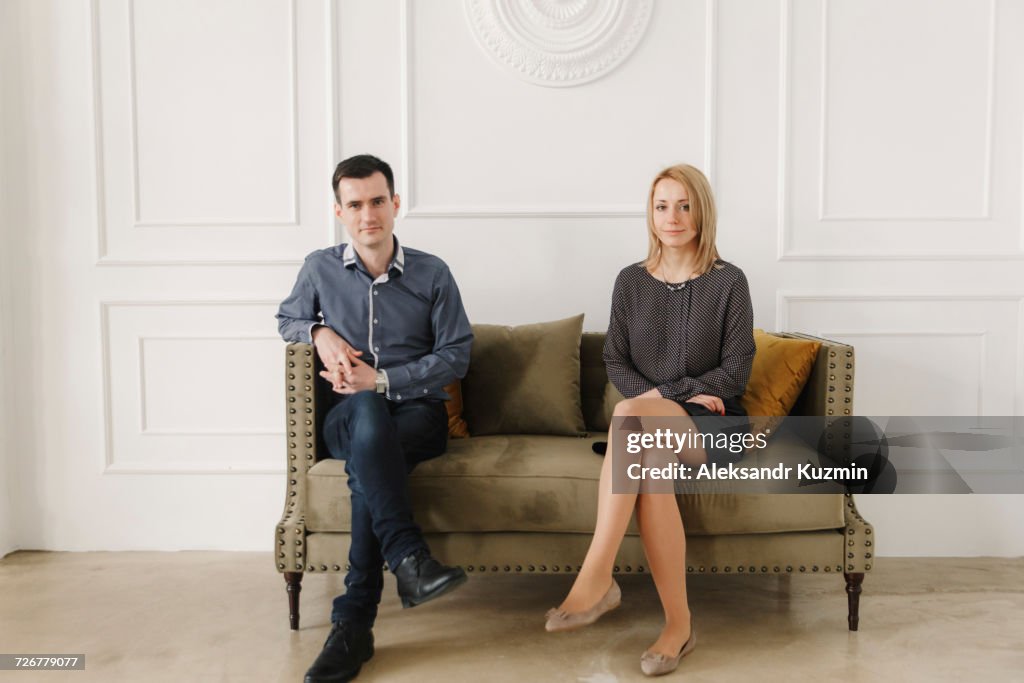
544,164,755,677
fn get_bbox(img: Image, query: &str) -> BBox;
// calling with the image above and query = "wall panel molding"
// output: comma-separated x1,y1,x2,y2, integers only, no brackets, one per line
816,329,988,415
400,0,720,219
100,300,285,474
816,0,997,222
90,0,335,265
775,0,1023,261
126,0,300,227
137,335,283,436
778,291,1024,415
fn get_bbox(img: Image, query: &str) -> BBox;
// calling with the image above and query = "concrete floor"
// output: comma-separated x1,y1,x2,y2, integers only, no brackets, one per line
0,552,1022,682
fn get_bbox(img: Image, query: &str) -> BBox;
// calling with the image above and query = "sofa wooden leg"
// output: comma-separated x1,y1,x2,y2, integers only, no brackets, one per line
844,572,864,631
284,572,303,630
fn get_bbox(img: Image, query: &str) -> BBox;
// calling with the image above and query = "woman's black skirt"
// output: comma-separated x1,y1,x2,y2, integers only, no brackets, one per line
675,395,751,466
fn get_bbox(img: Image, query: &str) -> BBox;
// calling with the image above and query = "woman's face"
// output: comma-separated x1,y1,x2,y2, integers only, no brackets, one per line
652,178,698,251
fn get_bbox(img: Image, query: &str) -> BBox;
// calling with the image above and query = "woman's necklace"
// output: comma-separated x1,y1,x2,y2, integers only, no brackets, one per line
660,262,693,292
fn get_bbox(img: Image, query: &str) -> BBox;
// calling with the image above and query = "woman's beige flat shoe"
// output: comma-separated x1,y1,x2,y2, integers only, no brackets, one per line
640,625,697,676
544,580,621,632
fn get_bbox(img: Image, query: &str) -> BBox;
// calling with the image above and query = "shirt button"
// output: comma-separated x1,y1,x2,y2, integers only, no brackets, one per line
374,346,380,352
422,389,428,394
373,319,378,324
373,289,378,296
396,394,402,400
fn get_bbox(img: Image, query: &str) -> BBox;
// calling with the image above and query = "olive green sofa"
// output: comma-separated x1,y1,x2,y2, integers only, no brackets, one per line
276,332,873,631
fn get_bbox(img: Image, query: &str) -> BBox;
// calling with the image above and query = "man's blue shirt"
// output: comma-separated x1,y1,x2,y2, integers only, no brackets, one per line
276,239,473,402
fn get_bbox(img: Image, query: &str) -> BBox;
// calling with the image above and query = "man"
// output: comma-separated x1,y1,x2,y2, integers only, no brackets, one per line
276,154,473,683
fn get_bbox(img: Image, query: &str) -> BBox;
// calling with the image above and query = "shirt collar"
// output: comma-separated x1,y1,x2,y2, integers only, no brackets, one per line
342,238,405,275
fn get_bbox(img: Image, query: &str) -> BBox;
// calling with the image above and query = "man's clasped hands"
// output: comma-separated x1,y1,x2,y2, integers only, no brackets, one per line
312,326,378,394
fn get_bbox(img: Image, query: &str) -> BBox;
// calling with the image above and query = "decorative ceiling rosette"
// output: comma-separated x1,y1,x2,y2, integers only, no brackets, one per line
464,0,654,87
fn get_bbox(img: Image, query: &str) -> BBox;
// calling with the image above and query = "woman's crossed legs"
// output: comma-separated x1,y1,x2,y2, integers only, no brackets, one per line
555,397,705,657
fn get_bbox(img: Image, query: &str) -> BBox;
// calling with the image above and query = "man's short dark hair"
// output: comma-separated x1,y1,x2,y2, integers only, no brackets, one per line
332,154,395,201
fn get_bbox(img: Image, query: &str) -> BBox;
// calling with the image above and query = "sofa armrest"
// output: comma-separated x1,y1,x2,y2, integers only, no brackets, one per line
283,343,328,476
843,493,875,573
779,332,855,418
276,342,325,573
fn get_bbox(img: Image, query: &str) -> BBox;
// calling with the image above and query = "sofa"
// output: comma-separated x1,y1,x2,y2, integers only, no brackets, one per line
275,329,873,632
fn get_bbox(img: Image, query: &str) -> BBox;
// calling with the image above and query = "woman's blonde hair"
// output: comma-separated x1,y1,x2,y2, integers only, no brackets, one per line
644,164,720,275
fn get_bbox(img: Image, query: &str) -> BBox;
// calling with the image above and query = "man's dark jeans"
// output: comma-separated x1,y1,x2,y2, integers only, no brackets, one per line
322,391,448,627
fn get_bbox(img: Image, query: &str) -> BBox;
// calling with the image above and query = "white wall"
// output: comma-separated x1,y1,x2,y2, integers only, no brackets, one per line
0,246,12,559
0,155,12,559
0,0,24,559
2,0,1023,556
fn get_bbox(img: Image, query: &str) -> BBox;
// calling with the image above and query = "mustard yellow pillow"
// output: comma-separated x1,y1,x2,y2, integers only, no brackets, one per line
741,330,820,433
443,381,470,439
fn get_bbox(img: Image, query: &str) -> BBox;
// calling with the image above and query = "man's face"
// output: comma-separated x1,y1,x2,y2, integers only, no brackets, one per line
334,172,400,250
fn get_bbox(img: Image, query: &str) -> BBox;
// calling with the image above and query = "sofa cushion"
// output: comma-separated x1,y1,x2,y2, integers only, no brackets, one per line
462,315,586,436
601,383,626,430
580,333,610,432
305,433,844,535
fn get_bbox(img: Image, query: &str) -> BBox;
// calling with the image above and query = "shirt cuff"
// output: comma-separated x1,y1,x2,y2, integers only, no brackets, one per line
383,365,411,401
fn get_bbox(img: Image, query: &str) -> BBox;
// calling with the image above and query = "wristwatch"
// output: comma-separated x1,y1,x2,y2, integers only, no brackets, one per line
374,370,388,395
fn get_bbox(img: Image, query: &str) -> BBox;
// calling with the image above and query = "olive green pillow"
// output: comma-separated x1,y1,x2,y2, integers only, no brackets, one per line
462,315,586,436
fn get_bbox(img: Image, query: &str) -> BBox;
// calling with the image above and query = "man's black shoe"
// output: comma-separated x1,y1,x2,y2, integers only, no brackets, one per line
393,549,468,608
303,621,374,683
